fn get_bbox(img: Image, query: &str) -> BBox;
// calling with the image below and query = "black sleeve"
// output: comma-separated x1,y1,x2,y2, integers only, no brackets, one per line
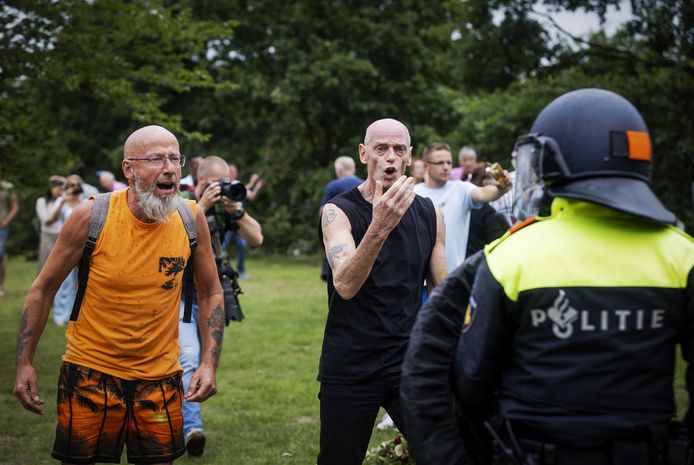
683,266,694,430
483,211,510,244
453,256,512,409
400,252,484,465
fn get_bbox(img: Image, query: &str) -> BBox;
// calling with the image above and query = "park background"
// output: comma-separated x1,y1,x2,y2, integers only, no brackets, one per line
1,0,693,256
1,0,692,464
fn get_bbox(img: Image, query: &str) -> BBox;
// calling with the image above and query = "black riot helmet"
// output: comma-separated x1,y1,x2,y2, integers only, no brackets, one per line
512,88,676,224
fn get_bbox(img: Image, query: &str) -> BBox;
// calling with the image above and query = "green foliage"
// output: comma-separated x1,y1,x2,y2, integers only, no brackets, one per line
2,0,693,256
445,0,694,230
1,0,233,254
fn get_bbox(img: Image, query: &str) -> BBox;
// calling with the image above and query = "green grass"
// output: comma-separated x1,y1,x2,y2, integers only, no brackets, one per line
0,256,689,464
0,256,397,465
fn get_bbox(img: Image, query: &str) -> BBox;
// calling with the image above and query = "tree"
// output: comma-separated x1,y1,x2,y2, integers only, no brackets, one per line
1,0,232,254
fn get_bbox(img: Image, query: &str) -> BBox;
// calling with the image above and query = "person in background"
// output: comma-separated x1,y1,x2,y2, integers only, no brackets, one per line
489,150,518,225
180,156,203,193
97,170,127,192
35,175,66,274
243,170,265,202
224,162,265,279
0,176,19,297
466,164,510,257
409,158,426,184
79,180,100,200
318,156,364,281
179,155,263,456
414,142,511,273
44,174,84,325
449,146,477,182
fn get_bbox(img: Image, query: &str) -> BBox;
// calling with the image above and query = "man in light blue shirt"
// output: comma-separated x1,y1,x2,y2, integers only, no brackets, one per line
414,142,511,272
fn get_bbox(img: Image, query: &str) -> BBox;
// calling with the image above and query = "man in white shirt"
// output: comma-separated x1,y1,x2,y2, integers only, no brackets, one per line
414,142,511,272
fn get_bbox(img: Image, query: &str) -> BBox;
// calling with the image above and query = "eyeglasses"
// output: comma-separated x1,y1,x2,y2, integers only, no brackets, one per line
426,160,453,166
126,155,186,168
66,183,80,187
372,144,410,157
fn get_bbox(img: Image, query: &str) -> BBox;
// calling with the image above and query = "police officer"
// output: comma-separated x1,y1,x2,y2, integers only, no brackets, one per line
401,88,694,465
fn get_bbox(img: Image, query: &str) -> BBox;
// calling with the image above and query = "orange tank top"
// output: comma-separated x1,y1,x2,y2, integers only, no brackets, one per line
63,189,197,380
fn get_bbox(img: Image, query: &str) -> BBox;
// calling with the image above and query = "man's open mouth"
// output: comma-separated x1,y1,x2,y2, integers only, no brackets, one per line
156,181,176,191
385,167,397,175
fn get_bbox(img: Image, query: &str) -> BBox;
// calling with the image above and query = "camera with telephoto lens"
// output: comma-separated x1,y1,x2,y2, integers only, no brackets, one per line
216,178,247,202
219,262,244,325
205,212,244,325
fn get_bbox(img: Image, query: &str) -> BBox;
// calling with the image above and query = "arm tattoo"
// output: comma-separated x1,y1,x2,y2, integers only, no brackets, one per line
207,305,225,365
16,309,34,362
322,207,337,226
328,243,347,268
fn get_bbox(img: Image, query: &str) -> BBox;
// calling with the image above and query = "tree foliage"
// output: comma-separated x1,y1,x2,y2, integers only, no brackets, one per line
2,0,692,255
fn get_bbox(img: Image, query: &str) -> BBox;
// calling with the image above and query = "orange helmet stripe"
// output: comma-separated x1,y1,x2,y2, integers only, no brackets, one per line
626,130,651,161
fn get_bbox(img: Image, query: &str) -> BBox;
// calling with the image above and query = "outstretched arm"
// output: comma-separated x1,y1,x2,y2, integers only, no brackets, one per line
471,171,513,204
14,201,91,414
186,206,224,403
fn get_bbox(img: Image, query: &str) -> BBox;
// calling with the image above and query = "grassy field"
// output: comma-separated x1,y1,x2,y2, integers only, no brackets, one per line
0,255,688,465
0,255,400,465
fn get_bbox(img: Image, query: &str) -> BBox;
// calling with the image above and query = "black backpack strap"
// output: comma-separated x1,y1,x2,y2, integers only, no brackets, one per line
176,198,197,323
70,193,111,322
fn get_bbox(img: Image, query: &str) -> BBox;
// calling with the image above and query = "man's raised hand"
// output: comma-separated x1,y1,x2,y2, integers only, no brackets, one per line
371,176,416,237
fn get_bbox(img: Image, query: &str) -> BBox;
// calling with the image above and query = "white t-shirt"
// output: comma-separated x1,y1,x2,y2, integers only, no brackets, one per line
414,180,479,273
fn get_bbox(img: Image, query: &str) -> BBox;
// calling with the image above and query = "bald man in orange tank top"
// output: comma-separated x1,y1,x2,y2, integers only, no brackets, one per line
14,126,224,465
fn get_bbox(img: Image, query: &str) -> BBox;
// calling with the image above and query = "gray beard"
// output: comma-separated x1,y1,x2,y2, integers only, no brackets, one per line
133,175,179,223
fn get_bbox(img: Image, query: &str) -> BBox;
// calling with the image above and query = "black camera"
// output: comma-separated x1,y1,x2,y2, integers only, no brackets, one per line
216,178,247,202
219,262,244,325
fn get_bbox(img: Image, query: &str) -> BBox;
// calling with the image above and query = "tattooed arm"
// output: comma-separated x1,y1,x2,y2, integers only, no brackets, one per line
321,177,416,300
14,201,91,414
187,205,224,403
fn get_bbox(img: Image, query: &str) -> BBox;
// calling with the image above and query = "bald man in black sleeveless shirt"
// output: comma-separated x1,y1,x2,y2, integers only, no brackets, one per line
318,118,447,465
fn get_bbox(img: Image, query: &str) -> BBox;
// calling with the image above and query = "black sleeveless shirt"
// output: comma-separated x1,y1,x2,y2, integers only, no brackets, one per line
318,187,437,383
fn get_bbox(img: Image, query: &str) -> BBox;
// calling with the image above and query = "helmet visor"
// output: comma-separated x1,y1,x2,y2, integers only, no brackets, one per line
512,136,545,221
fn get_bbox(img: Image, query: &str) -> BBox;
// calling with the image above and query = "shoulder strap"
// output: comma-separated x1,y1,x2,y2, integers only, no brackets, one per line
70,194,199,324
70,193,111,321
177,198,197,323
176,198,197,243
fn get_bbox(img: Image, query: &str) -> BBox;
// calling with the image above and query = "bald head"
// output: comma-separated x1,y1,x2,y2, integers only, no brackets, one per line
198,156,230,180
334,156,356,177
364,118,411,147
124,125,179,159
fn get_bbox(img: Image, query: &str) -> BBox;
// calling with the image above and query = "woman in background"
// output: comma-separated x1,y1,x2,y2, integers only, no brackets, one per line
48,174,84,325
35,175,66,274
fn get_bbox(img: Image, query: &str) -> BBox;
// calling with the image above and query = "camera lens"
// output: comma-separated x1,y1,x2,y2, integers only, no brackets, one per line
218,179,247,201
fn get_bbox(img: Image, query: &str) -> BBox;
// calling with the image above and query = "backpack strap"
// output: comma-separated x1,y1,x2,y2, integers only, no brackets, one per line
176,198,197,323
70,193,111,321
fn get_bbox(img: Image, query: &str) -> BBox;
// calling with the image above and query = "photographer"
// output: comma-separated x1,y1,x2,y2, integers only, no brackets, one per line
179,156,262,456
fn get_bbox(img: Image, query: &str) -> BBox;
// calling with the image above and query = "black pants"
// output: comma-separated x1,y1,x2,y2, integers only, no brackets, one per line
317,375,408,465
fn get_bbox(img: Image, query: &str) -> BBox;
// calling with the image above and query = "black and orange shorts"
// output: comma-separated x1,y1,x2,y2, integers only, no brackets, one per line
51,362,186,464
